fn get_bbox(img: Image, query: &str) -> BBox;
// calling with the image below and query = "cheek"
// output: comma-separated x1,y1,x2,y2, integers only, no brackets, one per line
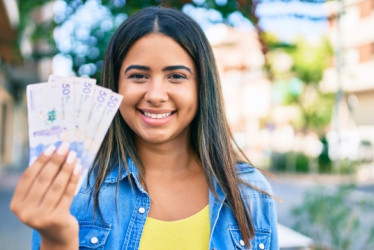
118,102,129,126
182,88,198,117
117,85,137,122
118,100,138,133
119,97,136,118
191,86,199,113
118,83,140,106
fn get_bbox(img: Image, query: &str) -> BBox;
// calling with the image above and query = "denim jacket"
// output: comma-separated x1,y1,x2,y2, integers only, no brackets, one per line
32,158,278,250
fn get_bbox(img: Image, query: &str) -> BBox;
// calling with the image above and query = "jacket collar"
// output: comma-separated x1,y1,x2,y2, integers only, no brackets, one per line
103,156,138,184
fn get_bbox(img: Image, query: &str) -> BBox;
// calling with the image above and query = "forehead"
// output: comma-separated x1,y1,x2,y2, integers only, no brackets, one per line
121,34,195,69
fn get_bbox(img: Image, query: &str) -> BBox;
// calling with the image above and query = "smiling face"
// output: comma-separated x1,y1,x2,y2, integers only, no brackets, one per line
118,34,198,146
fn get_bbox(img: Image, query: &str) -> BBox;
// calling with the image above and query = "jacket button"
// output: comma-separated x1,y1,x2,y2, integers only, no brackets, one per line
239,239,245,246
90,236,99,244
259,243,265,249
138,207,146,214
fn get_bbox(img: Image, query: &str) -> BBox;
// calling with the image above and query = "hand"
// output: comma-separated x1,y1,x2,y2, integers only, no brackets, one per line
10,143,81,250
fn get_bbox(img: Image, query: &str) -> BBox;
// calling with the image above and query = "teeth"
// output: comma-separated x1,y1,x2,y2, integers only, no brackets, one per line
144,111,172,119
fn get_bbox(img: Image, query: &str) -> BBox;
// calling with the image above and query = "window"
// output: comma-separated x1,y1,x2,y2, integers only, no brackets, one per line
357,42,374,62
358,0,374,19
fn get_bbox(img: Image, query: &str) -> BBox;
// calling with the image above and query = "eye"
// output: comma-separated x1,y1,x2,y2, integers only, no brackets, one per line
128,73,148,82
129,74,147,79
168,73,187,82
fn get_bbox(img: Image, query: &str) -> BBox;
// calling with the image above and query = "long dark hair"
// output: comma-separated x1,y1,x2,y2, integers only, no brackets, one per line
90,6,255,246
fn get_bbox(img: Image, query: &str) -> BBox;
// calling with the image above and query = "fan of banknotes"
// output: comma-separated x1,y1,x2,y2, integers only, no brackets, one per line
27,75,123,190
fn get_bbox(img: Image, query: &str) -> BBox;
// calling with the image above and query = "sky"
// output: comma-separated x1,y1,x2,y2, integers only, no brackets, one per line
256,0,329,42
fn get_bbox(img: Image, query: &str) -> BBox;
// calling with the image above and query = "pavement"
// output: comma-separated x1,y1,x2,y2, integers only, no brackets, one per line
269,172,374,249
270,172,374,224
0,169,32,250
1,168,373,250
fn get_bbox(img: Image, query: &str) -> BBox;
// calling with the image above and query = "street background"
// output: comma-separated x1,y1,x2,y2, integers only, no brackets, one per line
2,0,374,249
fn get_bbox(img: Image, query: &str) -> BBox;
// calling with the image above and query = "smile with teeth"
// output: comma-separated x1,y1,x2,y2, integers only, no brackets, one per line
143,111,173,119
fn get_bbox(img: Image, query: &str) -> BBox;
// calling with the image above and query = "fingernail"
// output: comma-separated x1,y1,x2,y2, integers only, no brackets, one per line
66,151,77,164
43,145,56,156
57,142,70,155
73,164,82,175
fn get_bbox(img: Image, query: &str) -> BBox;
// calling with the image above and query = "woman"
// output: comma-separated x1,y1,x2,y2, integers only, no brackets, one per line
11,6,278,250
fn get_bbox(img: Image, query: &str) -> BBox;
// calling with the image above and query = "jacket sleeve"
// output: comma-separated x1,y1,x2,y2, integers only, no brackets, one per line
31,230,41,250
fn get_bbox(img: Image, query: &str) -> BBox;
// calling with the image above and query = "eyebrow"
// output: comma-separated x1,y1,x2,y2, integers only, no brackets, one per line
124,65,192,74
163,65,192,73
125,65,150,73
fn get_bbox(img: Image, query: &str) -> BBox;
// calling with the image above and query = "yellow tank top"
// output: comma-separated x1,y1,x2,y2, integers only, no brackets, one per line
139,205,210,250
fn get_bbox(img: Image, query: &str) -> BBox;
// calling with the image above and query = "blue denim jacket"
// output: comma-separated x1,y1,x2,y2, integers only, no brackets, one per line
32,158,278,249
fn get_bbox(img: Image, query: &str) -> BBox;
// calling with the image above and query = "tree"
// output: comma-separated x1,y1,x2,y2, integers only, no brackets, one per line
17,0,329,81
266,35,334,133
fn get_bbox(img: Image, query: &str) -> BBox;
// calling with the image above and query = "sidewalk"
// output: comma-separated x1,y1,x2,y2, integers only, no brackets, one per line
278,223,313,250
0,168,23,191
271,171,374,249
0,168,32,250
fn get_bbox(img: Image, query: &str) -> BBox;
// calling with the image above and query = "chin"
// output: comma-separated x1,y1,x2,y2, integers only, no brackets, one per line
137,133,171,144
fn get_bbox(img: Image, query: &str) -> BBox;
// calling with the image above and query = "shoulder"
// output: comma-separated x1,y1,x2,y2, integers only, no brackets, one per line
235,162,273,196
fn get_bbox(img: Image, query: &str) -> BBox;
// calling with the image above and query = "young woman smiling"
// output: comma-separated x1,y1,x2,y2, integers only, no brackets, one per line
11,6,278,250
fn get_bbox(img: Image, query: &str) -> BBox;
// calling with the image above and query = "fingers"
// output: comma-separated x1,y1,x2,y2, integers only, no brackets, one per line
10,144,57,209
56,164,81,213
10,142,82,245
23,143,71,208
40,151,78,212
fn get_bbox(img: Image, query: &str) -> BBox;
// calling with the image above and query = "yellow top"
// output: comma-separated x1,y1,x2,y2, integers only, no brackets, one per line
139,205,210,250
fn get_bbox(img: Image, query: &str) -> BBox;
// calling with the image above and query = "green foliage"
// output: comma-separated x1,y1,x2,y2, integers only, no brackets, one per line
271,151,310,173
265,33,335,132
263,32,297,51
295,89,335,132
318,137,332,173
289,37,333,85
292,185,374,249
18,0,56,59
193,0,238,18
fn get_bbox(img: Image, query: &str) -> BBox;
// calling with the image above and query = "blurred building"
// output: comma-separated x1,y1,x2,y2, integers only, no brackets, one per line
322,0,374,162
0,0,20,169
208,25,273,167
0,0,52,170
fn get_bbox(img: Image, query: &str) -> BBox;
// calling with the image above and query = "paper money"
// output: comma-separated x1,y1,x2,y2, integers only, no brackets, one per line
27,82,65,164
84,85,113,145
81,91,123,169
48,75,97,158
27,75,122,194
79,91,123,191
48,76,76,144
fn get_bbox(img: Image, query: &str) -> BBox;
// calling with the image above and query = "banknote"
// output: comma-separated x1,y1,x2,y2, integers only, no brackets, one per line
78,91,123,192
27,75,122,194
81,91,123,170
47,76,76,144
27,82,65,164
48,75,97,158
84,85,113,144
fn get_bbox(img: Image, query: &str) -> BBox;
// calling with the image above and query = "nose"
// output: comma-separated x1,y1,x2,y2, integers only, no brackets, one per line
144,78,168,105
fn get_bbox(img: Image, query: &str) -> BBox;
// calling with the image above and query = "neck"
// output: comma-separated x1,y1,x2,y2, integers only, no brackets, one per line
136,137,198,176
